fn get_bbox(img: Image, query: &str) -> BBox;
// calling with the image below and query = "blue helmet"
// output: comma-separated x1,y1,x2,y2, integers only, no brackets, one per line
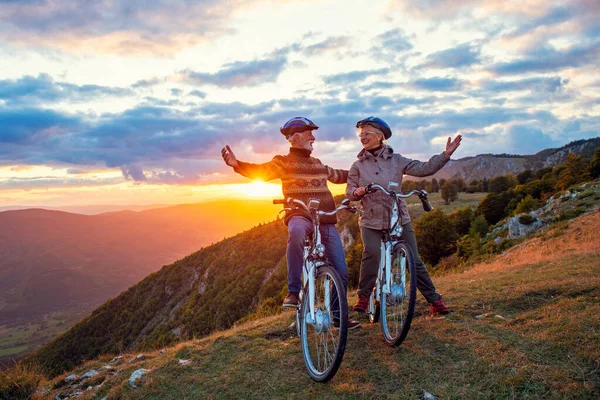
356,116,392,139
280,117,319,138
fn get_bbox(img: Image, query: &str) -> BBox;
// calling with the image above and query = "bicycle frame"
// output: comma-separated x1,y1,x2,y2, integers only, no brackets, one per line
367,183,432,322
278,198,355,324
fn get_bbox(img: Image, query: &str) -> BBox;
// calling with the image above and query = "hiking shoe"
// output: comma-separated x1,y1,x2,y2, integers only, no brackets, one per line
333,318,361,330
283,292,300,309
429,296,449,315
353,295,369,313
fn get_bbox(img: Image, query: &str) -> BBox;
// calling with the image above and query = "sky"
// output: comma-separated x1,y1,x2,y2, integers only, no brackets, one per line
0,0,599,208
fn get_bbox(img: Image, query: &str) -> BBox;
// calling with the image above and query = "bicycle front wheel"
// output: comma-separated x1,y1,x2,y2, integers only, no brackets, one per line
300,264,348,382
380,242,416,346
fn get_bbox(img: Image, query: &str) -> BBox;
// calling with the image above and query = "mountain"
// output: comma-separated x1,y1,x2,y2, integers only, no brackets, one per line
426,137,600,182
0,200,279,361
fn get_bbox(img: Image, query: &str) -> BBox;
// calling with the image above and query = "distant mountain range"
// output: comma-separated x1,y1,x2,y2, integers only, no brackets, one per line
426,137,600,182
0,200,279,353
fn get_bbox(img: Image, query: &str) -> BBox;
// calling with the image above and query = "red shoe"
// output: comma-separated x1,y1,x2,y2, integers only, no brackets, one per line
353,295,369,313
429,296,449,315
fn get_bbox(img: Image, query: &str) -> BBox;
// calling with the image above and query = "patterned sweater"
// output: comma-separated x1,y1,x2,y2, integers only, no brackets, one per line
233,148,348,225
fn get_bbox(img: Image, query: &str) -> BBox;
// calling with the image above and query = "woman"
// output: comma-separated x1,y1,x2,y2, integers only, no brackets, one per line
346,116,462,314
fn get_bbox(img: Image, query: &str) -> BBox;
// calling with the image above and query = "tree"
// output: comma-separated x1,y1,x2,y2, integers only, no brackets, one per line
440,181,458,205
453,178,467,192
476,191,513,225
448,206,474,236
555,153,590,191
482,177,489,192
413,209,459,265
488,175,517,193
517,169,534,184
431,178,440,193
589,147,600,178
469,215,489,237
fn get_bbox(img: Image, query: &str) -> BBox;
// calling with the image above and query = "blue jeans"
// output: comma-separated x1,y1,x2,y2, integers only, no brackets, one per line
286,216,349,293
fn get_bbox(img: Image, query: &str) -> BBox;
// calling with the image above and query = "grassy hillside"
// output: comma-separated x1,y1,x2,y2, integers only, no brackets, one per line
0,200,280,363
23,211,599,399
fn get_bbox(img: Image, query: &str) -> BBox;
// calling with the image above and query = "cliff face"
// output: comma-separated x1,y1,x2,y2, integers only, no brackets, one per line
423,137,600,182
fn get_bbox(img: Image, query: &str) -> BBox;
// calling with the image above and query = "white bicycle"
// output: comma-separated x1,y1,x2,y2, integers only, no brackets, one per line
273,197,356,382
363,182,433,346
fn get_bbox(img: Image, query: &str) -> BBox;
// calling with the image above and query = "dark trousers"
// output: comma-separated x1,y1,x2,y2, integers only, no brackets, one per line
357,222,440,303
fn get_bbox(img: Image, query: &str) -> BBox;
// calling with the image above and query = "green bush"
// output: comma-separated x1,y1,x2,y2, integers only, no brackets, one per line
514,195,540,214
414,209,459,265
469,215,489,237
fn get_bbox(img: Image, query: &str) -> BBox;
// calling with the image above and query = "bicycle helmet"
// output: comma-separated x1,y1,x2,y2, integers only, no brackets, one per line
356,116,392,139
280,117,319,138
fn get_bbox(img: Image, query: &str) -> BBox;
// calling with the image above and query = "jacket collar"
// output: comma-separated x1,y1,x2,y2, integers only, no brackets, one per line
357,144,394,161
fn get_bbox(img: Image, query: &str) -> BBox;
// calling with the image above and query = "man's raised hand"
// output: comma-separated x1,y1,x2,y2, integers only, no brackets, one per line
221,145,239,168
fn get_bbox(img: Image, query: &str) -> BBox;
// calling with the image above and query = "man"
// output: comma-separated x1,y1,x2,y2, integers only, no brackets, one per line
221,116,360,328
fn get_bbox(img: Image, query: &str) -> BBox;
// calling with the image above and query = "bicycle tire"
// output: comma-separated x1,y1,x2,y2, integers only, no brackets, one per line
380,241,416,346
368,293,380,324
300,263,348,382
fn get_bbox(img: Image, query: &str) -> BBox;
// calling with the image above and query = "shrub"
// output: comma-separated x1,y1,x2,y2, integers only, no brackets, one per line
448,206,474,236
414,209,459,265
0,363,42,400
514,195,540,214
469,215,489,237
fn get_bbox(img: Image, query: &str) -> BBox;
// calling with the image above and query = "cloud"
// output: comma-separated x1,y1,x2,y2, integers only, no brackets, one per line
323,68,390,86
504,124,556,153
0,73,133,104
490,41,600,75
0,0,258,55
181,56,288,88
479,76,568,93
0,107,82,145
411,77,464,92
303,36,352,55
422,42,481,69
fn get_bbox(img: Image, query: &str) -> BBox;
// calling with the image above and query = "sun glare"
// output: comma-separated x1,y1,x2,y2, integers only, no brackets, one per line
233,181,282,199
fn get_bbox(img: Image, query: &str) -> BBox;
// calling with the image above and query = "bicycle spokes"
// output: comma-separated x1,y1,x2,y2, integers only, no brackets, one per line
301,265,347,382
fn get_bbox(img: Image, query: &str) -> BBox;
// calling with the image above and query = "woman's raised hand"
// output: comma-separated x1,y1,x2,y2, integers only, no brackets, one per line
444,134,462,158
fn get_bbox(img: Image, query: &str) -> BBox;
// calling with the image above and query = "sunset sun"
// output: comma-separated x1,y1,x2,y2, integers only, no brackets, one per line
234,181,282,199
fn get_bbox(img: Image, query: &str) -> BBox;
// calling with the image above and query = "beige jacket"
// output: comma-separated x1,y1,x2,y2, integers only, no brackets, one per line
346,145,449,230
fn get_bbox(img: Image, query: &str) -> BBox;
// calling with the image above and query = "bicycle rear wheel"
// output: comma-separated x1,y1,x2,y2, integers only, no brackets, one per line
300,264,348,382
380,242,416,346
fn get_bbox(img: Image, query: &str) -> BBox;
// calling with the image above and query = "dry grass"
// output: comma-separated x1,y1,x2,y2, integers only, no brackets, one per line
33,212,600,399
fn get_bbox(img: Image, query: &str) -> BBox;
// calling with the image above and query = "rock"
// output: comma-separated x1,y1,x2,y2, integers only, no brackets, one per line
81,369,98,379
65,374,78,382
129,368,150,388
178,359,192,366
160,349,166,354
110,355,123,363
129,354,144,363
494,237,503,244
507,215,543,238
99,365,113,371
424,391,437,399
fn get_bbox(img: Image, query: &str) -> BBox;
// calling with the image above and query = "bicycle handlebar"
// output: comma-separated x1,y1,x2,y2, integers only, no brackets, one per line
272,198,357,215
365,183,433,212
